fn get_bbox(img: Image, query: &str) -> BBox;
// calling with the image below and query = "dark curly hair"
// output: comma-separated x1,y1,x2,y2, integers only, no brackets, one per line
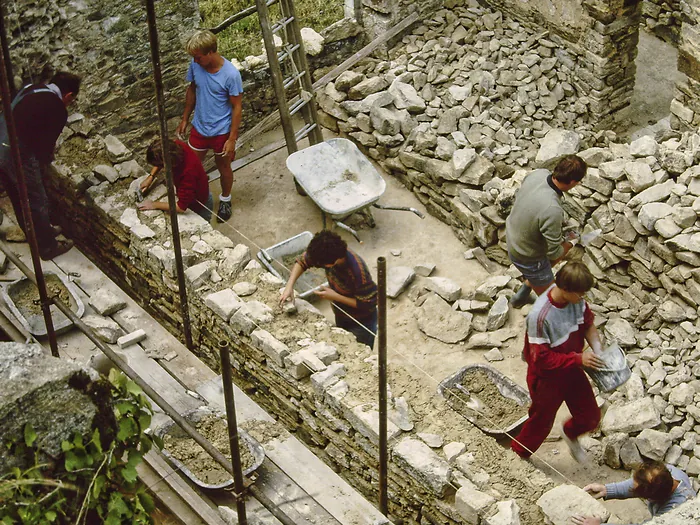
633,461,675,502
306,230,347,267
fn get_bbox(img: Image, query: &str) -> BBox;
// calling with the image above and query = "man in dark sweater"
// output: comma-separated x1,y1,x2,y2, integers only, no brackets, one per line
505,155,587,307
0,71,80,260
279,230,378,348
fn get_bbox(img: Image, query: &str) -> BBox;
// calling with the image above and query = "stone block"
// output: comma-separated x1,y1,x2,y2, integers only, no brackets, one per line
636,429,672,461
425,276,462,302
284,352,312,380
624,161,655,193
387,266,415,298
455,481,495,524
88,289,127,316
417,294,472,343
307,342,339,365
204,289,243,322
393,437,451,496
184,260,217,288
251,329,289,367
537,485,609,525
484,499,520,525
0,343,98,469
104,134,131,162
486,296,509,331
346,403,401,446
310,363,346,395
219,244,252,278
601,397,661,434
117,329,147,348
535,129,580,166
82,314,124,344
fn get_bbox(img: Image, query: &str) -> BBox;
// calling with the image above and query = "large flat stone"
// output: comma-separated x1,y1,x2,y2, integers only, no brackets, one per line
387,266,415,298
601,397,661,435
417,294,472,343
537,485,609,525
393,437,451,497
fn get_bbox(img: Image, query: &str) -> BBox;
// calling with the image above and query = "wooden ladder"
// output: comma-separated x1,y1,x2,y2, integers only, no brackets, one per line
255,0,324,192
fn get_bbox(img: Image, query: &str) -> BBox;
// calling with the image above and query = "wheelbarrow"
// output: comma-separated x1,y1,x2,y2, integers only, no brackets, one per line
286,138,424,242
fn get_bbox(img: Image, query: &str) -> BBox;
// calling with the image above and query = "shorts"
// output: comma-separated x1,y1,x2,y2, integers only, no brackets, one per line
188,128,230,156
509,253,554,287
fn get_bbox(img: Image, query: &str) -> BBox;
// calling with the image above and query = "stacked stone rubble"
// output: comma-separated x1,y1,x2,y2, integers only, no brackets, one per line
642,0,682,44
673,0,700,129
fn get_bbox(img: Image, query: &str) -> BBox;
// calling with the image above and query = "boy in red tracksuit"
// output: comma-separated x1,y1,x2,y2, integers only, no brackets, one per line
511,261,605,462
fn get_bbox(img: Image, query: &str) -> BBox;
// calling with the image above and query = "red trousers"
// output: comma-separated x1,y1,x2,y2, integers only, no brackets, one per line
511,366,600,458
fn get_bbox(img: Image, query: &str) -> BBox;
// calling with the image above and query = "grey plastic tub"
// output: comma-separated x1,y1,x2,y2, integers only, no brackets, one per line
153,406,265,491
0,271,85,336
257,231,328,300
438,364,531,436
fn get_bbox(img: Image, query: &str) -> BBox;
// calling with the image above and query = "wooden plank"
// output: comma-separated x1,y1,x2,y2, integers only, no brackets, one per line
141,450,227,525
197,376,389,525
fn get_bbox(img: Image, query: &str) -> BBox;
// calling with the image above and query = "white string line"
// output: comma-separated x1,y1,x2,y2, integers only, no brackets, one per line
185,198,579,484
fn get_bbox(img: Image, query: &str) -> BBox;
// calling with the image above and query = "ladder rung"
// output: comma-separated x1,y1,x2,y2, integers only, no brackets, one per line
271,16,295,34
277,44,300,62
289,97,308,116
283,72,306,89
294,123,317,142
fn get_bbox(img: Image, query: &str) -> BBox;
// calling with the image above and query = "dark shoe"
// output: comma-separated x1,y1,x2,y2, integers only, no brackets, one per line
216,200,232,222
510,283,533,308
40,239,74,260
51,224,62,236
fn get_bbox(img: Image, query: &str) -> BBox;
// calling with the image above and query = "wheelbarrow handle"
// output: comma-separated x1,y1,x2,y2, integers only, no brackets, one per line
372,203,425,219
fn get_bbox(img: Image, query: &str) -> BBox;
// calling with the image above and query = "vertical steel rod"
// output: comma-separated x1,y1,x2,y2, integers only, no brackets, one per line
219,341,248,525
377,256,388,515
0,2,15,98
0,12,59,357
144,0,194,351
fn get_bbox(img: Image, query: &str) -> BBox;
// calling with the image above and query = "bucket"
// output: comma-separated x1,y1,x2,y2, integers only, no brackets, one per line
586,341,631,392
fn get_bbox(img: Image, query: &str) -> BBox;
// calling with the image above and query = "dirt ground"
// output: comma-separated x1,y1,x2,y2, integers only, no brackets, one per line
198,29,685,523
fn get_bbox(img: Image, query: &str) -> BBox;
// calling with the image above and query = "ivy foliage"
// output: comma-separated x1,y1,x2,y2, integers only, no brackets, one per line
0,369,162,524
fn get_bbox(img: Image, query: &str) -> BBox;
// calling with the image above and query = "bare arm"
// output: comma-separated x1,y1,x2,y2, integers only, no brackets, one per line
315,287,358,308
280,262,305,305
222,94,243,158
137,199,186,214
176,83,196,138
551,241,572,264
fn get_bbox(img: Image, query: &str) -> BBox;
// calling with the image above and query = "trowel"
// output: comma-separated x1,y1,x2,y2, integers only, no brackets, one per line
455,384,486,414
135,171,160,202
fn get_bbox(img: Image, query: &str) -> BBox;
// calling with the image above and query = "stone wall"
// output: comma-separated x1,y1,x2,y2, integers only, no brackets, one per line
672,1,700,130
46,126,556,524
479,0,642,130
642,0,682,44
6,0,362,158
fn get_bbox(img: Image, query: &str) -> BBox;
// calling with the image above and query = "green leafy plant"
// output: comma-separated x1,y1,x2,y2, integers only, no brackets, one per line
0,370,161,524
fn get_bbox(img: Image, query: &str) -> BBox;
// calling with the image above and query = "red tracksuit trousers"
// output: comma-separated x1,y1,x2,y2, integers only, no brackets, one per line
511,366,600,458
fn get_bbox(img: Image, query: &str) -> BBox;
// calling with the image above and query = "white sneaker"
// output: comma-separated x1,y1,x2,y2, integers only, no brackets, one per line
561,428,588,463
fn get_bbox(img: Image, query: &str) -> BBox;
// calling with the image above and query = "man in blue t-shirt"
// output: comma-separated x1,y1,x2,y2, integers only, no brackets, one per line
176,30,243,223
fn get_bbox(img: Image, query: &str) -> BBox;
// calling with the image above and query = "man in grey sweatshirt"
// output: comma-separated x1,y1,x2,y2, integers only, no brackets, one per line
572,461,696,525
505,155,587,307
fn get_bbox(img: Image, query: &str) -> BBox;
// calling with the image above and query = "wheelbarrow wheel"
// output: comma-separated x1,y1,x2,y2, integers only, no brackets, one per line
294,179,307,196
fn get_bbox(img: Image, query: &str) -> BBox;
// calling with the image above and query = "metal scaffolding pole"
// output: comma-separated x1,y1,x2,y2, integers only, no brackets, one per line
144,0,194,351
219,341,248,525
377,256,388,515
0,12,59,357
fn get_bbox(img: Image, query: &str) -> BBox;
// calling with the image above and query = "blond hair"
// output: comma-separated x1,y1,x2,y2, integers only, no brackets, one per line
555,261,594,294
186,30,217,55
